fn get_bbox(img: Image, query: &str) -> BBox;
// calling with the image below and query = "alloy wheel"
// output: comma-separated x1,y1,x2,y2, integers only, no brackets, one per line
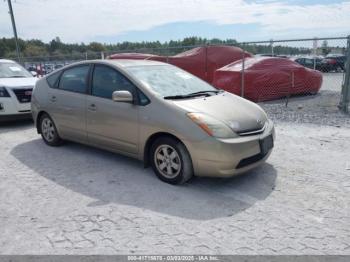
154,144,182,179
41,117,56,142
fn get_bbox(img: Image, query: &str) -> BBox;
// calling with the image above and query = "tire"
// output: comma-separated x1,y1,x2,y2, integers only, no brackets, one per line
39,113,63,146
150,137,193,184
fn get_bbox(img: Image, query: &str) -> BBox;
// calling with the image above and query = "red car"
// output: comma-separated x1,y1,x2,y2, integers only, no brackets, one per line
108,45,252,83
213,57,323,102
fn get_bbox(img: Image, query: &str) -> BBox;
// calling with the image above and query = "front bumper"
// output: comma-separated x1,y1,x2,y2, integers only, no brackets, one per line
0,112,32,122
0,98,32,121
184,119,275,177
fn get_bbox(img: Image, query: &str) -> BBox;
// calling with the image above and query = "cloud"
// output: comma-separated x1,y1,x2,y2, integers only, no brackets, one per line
0,0,349,43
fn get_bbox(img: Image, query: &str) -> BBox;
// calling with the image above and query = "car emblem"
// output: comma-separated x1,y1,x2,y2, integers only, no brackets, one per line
257,119,263,125
25,90,32,96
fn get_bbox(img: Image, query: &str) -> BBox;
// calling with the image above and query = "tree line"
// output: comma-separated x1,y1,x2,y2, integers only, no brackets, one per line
1,36,317,62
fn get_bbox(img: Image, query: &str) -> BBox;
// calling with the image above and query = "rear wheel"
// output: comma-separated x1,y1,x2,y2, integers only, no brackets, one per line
39,113,63,146
150,137,193,184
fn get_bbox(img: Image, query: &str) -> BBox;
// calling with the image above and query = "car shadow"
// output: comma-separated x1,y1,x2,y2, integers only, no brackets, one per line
0,119,34,134
11,138,277,220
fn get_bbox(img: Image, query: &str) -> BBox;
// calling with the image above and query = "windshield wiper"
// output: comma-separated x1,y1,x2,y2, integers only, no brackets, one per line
186,90,223,96
164,94,190,100
9,75,26,78
164,90,223,100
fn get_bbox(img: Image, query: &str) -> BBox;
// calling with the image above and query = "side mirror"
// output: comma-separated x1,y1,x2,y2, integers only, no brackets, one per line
30,71,38,77
112,90,133,103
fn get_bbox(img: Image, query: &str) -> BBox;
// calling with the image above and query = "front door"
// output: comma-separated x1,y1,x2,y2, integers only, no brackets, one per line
86,64,139,155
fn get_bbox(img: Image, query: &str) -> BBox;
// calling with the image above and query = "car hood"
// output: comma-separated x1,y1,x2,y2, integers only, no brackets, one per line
172,92,268,133
0,77,37,89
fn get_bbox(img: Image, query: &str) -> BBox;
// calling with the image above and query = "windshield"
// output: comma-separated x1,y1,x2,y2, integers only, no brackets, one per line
126,65,217,97
0,62,32,78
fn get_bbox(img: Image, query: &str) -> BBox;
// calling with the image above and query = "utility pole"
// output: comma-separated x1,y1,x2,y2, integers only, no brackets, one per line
7,0,21,62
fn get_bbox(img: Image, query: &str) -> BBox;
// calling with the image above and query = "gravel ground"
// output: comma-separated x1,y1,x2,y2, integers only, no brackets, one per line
260,73,350,127
261,90,350,127
0,73,349,255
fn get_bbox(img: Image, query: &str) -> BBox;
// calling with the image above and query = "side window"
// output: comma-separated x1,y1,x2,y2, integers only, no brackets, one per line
92,65,136,99
46,70,61,88
58,65,89,94
297,58,304,64
304,59,314,66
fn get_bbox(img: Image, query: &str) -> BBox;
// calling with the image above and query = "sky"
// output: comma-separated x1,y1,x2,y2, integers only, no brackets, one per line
0,0,349,44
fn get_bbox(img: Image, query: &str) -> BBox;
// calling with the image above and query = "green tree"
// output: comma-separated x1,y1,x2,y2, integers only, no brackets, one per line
23,44,48,57
0,41,8,57
49,37,60,53
88,42,106,52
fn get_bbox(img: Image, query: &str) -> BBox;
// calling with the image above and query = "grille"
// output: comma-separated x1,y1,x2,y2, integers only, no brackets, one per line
12,88,33,103
237,123,266,136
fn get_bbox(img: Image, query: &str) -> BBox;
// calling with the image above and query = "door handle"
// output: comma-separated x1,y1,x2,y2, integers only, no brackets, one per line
50,96,57,102
88,103,96,111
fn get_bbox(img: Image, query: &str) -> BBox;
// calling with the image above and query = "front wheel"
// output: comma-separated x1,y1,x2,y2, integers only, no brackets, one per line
150,137,193,184
39,113,63,146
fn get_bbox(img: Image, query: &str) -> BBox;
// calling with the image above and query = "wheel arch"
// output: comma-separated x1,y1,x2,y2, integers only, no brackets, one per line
36,110,48,134
143,132,187,168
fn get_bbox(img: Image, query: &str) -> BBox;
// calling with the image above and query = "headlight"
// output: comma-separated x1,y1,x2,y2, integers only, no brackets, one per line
0,87,10,97
187,112,238,138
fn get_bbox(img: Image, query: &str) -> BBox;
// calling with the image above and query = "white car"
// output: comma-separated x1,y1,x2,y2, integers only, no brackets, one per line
0,59,37,121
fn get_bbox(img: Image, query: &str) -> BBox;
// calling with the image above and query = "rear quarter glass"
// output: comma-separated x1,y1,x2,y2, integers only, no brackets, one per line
46,71,61,88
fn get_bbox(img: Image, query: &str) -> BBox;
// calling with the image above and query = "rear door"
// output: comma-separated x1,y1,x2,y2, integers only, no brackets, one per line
86,64,139,155
47,64,90,143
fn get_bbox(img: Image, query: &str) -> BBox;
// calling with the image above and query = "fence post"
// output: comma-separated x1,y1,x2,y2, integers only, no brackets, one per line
166,45,169,63
286,71,294,107
270,39,274,56
313,38,318,70
241,45,245,98
339,35,350,113
205,43,209,81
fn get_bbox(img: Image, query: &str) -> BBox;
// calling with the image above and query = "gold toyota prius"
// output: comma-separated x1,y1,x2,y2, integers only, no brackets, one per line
31,59,275,184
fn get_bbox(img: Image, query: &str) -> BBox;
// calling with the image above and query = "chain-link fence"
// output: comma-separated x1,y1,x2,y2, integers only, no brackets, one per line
238,37,350,125
9,36,350,122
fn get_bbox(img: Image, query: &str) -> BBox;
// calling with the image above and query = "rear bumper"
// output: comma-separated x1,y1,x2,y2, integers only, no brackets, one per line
184,119,275,177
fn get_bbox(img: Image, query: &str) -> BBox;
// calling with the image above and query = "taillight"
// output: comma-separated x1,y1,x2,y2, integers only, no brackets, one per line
327,59,337,64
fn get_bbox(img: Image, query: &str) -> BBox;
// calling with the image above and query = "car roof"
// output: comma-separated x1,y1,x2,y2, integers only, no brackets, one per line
106,59,168,67
293,56,322,59
326,54,346,58
73,59,168,68
0,59,17,64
